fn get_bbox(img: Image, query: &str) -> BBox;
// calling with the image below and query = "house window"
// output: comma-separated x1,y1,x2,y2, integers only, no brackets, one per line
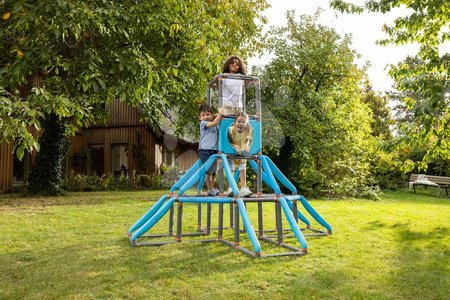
13,151,29,183
162,146,176,168
112,144,128,177
88,144,104,176
164,148,173,167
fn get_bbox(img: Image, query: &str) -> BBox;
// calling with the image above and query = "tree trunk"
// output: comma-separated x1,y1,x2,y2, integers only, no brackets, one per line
28,113,69,195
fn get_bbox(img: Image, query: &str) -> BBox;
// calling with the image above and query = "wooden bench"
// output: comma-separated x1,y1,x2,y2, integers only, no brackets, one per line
408,173,450,197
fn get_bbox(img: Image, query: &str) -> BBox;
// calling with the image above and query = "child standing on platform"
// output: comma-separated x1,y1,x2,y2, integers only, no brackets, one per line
198,104,223,196
219,56,247,116
228,112,253,197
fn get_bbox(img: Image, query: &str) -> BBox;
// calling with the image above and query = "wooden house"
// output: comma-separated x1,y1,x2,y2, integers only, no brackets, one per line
0,100,198,192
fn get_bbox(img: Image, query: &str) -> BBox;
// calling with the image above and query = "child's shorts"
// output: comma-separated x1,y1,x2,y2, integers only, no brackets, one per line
198,149,218,174
229,159,247,171
222,106,243,116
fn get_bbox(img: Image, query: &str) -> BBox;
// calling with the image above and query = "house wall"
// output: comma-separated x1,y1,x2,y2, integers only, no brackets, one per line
74,125,157,175
106,100,141,126
1,99,198,191
67,100,152,176
159,140,199,172
0,143,14,191
177,147,198,172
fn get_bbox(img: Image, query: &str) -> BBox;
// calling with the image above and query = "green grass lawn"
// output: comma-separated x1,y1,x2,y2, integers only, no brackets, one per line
0,189,448,299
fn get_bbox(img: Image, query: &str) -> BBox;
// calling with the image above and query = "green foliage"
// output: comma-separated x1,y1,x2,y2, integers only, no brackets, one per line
161,164,181,188
64,173,102,192
362,88,394,139
389,56,450,171
63,172,162,192
330,0,450,169
104,173,131,191
428,156,450,176
0,0,268,194
260,12,379,197
0,87,41,157
369,147,406,190
136,174,162,189
359,88,402,190
0,0,268,159
391,143,450,176
27,114,70,195
331,1,449,50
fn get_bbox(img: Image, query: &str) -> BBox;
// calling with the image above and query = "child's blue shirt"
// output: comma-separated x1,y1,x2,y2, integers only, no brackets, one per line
199,120,218,150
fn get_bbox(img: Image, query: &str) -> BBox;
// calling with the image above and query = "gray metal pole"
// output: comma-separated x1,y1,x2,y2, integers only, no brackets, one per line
176,202,183,242
206,203,212,235
197,203,202,230
275,201,283,244
243,87,246,113
218,160,224,193
258,201,263,238
293,200,298,224
218,203,224,239
230,203,234,228
218,76,223,108
234,203,240,245
169,205,174,236
257,158,262,196
255,77,261,114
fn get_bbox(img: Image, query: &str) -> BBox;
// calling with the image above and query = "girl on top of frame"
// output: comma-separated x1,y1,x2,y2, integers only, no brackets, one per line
220,56,247,116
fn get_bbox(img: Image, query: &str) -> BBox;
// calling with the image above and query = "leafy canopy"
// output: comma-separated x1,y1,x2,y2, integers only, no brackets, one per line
0,0,268,159
259,11,378,197
330,0,450,170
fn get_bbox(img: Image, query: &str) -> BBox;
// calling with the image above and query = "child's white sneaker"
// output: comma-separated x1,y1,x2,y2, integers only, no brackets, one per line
238,187,253,197
227,187,234,197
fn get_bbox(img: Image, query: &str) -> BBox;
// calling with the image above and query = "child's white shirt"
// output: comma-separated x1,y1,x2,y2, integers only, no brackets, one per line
222,78,244,108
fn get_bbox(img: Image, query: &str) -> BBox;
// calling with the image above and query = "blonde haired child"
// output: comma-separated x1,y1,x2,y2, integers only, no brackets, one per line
228,112,253,197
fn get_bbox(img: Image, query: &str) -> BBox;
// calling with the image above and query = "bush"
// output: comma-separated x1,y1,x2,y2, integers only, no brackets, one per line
370,150,406,190
161,165,182,188
136,175,152,189
136,174,162,189
358,185,381,201
151,175,162,189
63,172,162,192
64,174,101,192
114,173,131,190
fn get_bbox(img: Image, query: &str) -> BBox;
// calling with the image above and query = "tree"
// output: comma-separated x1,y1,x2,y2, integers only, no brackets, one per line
362,87,394,140
27,113,69,194
0,0,268,194
259,12,378,198
389,56,450,176
330,0,450,170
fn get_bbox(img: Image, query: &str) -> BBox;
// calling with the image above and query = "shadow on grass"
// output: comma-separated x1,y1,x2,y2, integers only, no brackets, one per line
389,225,449,299
0,235,283,298
364,221,413,230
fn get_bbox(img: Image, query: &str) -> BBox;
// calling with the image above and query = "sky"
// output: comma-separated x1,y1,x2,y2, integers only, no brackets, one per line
248,0,424,92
